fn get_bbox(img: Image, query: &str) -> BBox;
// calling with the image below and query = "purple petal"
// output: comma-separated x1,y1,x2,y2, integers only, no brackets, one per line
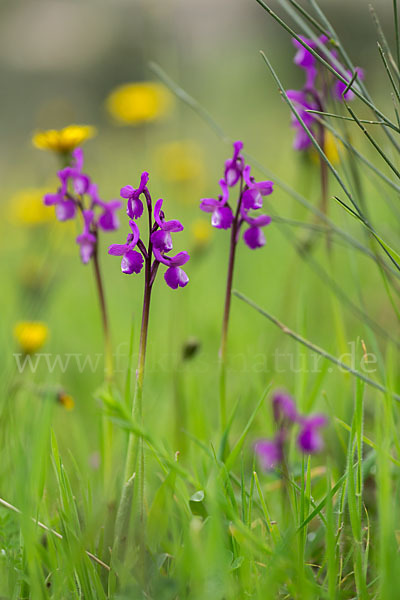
301,414,328,428
43,193,61,206
77,238,95,264
200,198,220,213
273,392,298,423
98,211,119,231
297,426,324,454
257,180,274,196
121,250,144,274
73,173,91,195
138,171,149,192
254,439,282,470
243,227,266,249
211,206,234,230
128,220,141,247
72,147,84,171
56,199,76,221
241,207,271,228
154,198,184,232
127,197,144,219
108,243,129,256
219,178,229,203
164,266,189,289
151,229,173,252
120,185,135,199
153,247,190,267
242,188,263,210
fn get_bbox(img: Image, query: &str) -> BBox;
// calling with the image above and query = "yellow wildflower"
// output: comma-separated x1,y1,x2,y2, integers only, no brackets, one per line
32,124,96,153
13,321,49,354
57,392,75,411
106,82,173,125
191,218,212,247
310,130,342,165
155,140,204,182
8,187,54,226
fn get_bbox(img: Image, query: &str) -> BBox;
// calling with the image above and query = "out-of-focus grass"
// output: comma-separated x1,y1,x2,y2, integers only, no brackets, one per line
1,3,400,596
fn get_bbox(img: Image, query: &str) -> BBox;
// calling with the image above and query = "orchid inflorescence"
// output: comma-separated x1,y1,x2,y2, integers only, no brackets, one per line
255,391,327,470
108,172,190,289
43,148,122,264
287,35,364,150
200,141,273,249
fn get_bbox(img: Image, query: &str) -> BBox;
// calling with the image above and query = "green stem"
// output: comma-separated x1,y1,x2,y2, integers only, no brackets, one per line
219,182,243,432
111,203,153,566
92,242,113,382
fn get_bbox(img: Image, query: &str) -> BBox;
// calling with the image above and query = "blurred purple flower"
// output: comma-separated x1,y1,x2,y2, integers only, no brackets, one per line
334,68,364,101
43,148,123,265
254,438,283,470
297,414,328,453
288,34,364,151
76,210,96,264
292,34,328,88
273,391,298,423
286,90,319,150
255,391,328,471
200,145,272,248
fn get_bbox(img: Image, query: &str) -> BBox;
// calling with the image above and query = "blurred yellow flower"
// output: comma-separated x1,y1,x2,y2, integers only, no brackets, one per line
9,187,54,226
106,82,173,125
191,218,212,247
310,131,342,165
32,125,96,153
13,321,49,354
57,391,75,411
155,140,204,182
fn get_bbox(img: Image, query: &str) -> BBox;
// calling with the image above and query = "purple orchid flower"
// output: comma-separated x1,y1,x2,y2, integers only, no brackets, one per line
287,34,364,152
121,171,149,220
200,145,272,249
58,148,91,196
242,166,274,210
199,141,273,413
108,220,144,275
200,179,233,230
109,172,190,290
43,147,122,265
44,191,76,221
240,165,272,248
76,210,96,264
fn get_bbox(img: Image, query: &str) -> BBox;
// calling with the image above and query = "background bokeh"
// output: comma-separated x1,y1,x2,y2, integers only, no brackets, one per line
1,0,398,474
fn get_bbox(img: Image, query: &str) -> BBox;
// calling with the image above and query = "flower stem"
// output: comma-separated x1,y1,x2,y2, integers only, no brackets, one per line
219,182,243,432
219,226,238,431
112,203,153,566
92,242,114,381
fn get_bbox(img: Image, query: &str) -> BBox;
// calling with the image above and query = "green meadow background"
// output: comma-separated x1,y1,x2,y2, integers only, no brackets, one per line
1,0,400,598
